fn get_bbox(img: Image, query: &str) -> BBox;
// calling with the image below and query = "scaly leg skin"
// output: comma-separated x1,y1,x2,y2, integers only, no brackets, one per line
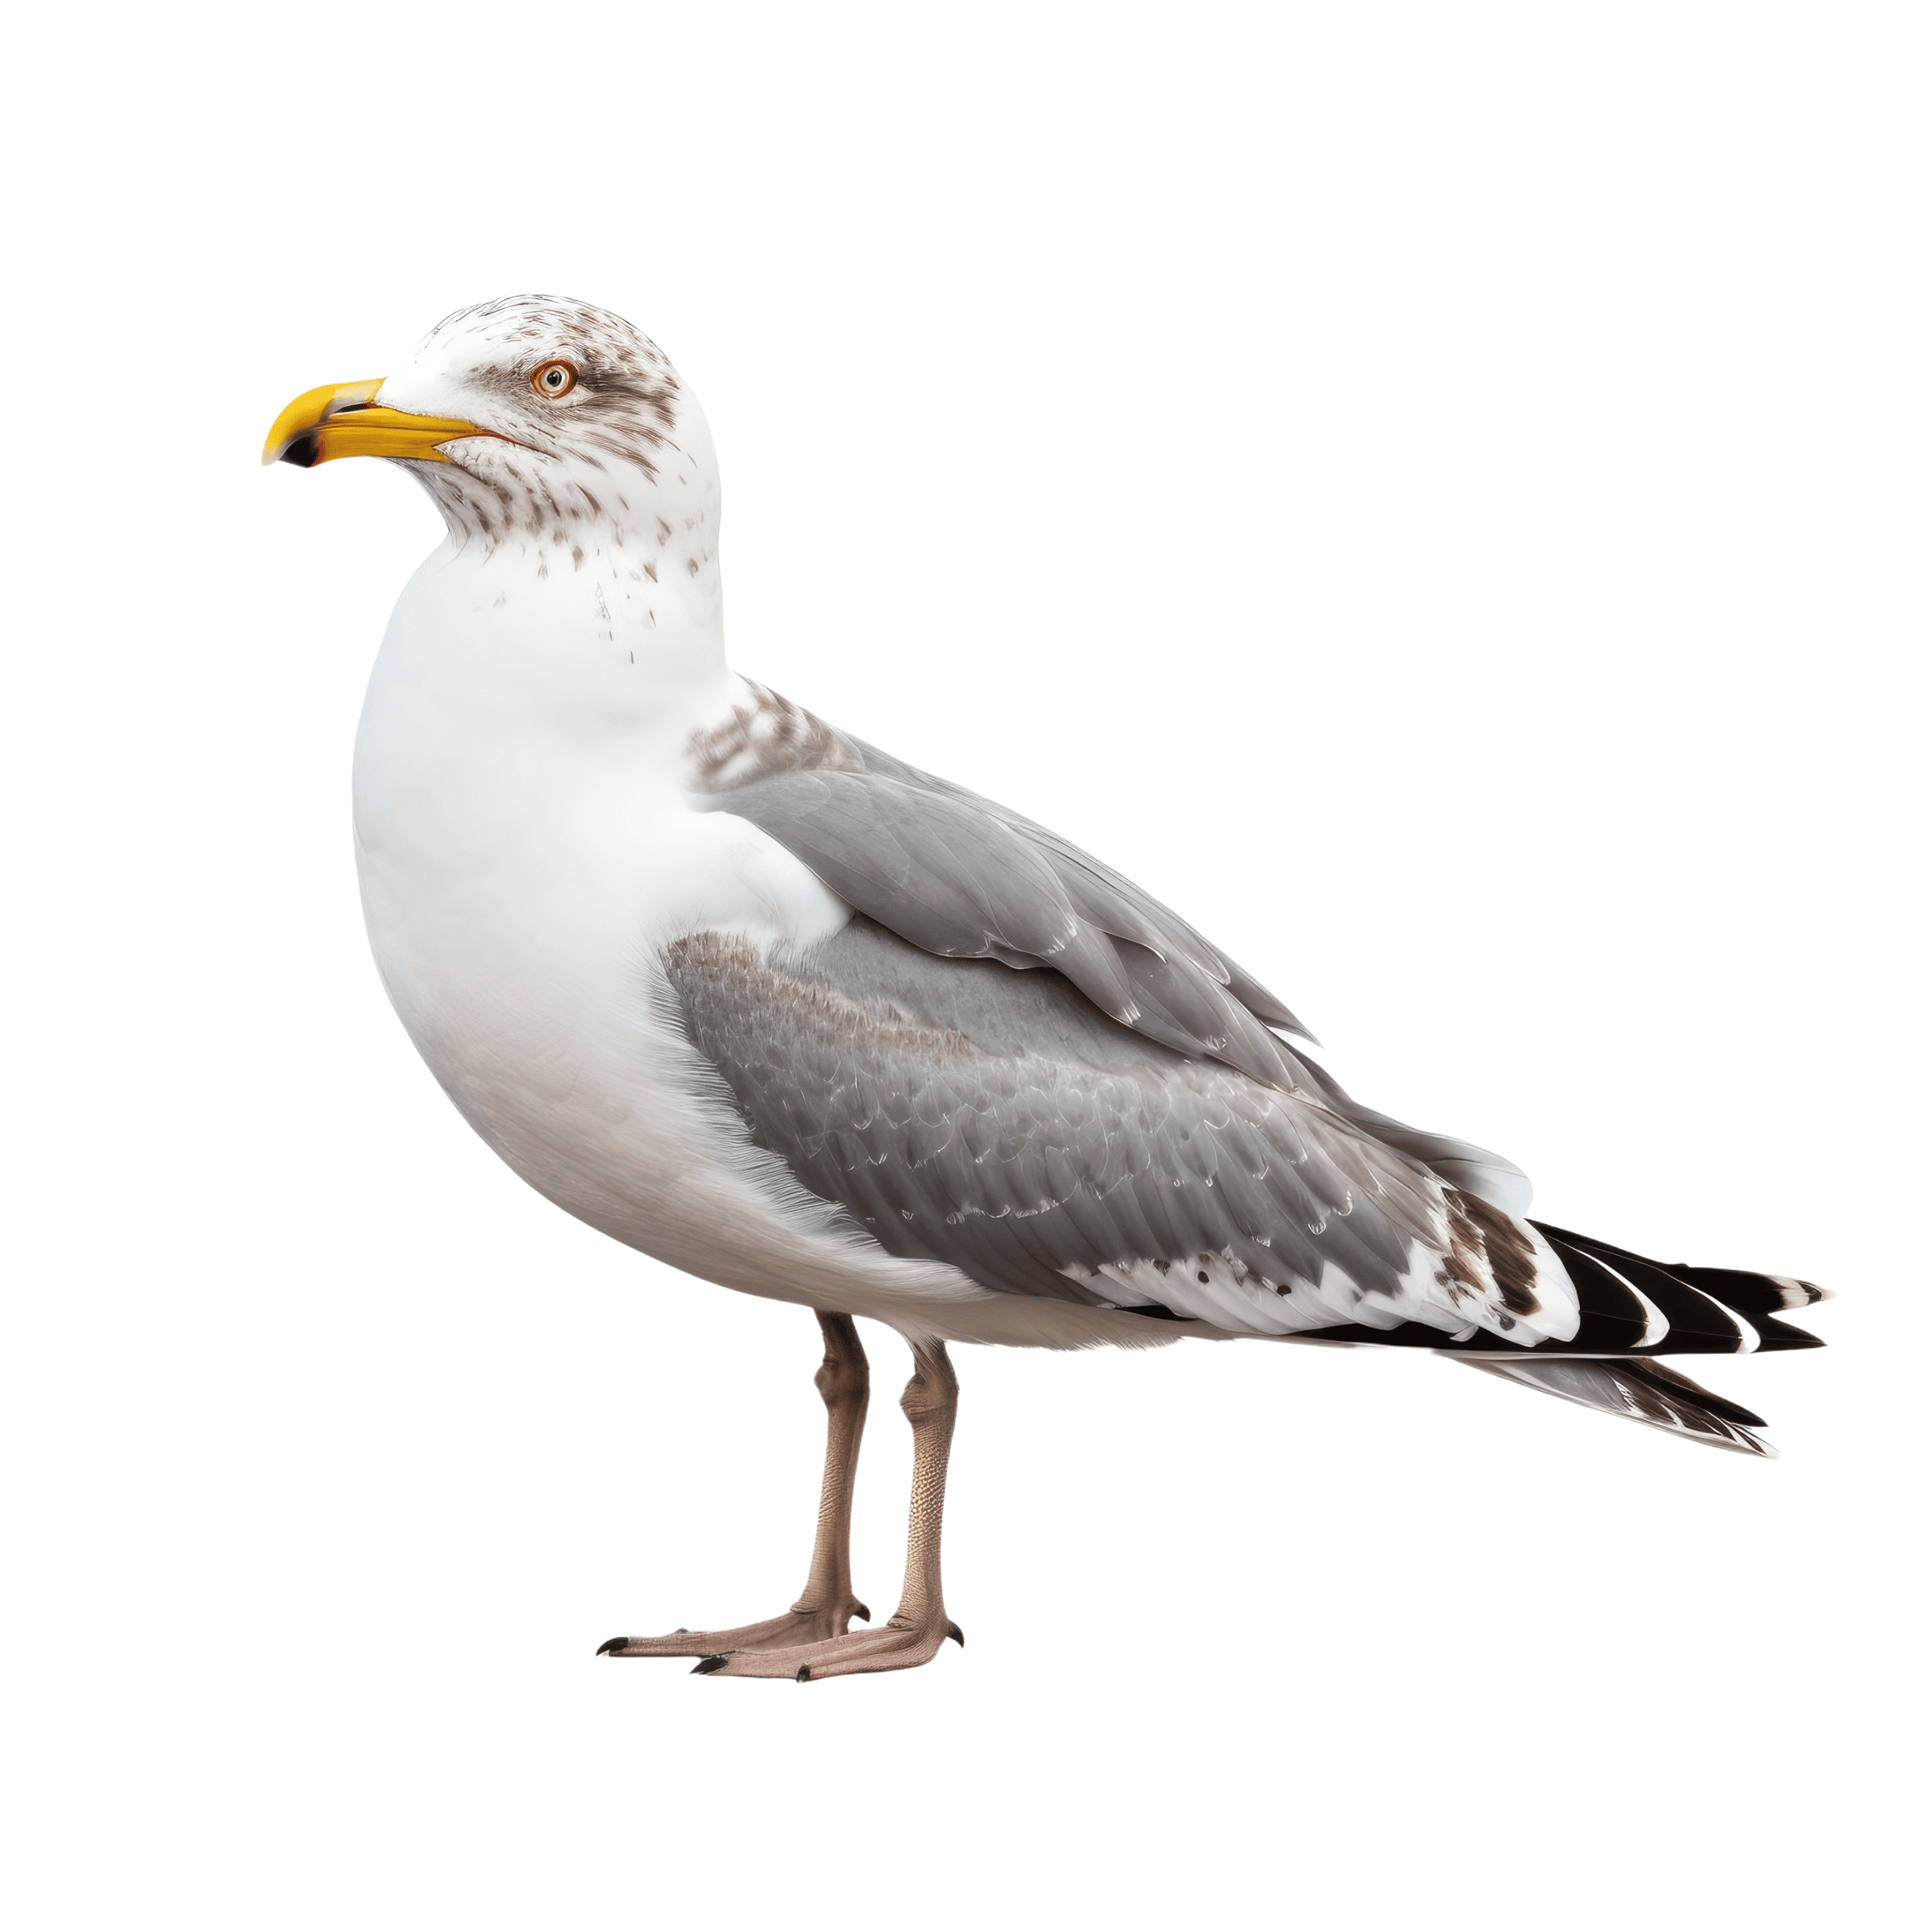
700,1339,965,1681
598,1312,873,1659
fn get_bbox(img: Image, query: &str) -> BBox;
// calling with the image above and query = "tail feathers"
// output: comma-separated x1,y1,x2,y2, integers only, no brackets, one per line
1457,1355,1774,1457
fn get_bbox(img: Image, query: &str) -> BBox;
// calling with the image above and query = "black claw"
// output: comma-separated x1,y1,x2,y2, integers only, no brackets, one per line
795,1665,811,1682
673,1627,690,1635
691,1655,729,1675
851,1601,872,1623
946,1621,965,1648
596,1638,631,1657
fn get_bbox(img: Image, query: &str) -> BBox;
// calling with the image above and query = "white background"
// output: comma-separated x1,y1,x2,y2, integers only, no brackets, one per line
5,4,1925,1927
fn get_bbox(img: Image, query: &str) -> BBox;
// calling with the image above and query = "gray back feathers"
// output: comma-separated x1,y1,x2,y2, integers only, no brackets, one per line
695,702,1314,1091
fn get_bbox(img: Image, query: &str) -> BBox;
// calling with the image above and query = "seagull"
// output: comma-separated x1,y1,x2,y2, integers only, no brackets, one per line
265,294,1829,1683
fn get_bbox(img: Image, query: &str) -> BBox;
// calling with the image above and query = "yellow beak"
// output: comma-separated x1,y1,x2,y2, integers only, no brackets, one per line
261,379,497,468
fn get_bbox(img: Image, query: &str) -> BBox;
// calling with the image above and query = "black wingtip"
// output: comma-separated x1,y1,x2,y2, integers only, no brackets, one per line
595,1637,629,1657
691,1655,729,1675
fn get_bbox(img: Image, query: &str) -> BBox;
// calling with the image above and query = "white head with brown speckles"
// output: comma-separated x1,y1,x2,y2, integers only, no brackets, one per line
386,295,718,578
272,295,723,606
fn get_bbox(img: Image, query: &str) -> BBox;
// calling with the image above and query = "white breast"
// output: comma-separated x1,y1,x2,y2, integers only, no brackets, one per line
349,537,989,1326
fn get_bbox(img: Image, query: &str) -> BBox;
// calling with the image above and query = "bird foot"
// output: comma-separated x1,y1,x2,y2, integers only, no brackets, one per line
683,1610,964,1681
596,1599,871,1659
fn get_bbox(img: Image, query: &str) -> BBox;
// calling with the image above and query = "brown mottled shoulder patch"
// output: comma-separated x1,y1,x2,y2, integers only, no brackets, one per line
662,930,973,1066
688,682,866,793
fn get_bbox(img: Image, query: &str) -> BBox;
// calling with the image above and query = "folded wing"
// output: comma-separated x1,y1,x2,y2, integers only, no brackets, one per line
665,917,1577,1349
695,691,1313,1091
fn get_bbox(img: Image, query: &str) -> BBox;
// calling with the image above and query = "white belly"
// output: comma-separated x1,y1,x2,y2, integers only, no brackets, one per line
348,543,991,1330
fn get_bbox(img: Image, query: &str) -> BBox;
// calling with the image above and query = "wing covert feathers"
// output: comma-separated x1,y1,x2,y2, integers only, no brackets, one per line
692,690,1315,1088
663,923,1580,1346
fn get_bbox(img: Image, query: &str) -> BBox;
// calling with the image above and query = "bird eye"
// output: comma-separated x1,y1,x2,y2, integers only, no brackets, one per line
531,360,578,397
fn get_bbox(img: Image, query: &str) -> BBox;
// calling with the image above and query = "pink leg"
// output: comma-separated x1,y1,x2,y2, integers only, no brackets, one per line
694,1339,964,1681
598,1311,875,1659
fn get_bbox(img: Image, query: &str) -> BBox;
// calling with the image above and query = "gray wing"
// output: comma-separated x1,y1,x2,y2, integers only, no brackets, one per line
694,704,1313,1091
839,742,1532,1208
664,917,1574,1346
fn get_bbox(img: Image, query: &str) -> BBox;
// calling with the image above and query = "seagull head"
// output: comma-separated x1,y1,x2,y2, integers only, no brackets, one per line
263,295,718,560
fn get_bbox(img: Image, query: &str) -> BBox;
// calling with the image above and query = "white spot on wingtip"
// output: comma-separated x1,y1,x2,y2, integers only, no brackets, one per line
1589,1256,1671,1346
